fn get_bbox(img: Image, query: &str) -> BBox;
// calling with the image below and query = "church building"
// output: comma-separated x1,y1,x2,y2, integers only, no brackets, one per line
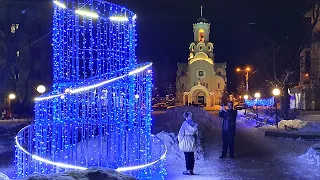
176,9,227,107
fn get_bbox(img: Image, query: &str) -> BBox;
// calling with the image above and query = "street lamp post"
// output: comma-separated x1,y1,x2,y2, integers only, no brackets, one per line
272,88,281,128
8,93,16,113
236,67,251,93
254,92,261,118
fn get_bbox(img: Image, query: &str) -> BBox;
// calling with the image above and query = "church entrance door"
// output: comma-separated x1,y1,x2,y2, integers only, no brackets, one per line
198,96,205,105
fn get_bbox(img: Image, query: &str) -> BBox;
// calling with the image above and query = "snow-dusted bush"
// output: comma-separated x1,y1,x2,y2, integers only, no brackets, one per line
21,168,136,180
153,107,212,161
299,143,320,166
156,131,204,161
0,172,9,180
278,120,320,133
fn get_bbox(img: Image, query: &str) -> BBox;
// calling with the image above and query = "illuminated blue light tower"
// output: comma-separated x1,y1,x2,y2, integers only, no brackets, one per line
14,1,166,179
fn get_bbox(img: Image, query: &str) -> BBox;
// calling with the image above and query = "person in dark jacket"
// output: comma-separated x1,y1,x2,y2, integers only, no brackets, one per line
219,101,237,158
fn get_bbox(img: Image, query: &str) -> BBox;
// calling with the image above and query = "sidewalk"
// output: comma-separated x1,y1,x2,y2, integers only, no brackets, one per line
265,129,320,140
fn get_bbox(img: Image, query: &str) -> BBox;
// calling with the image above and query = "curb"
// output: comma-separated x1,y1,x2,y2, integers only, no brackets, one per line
265,131,320,140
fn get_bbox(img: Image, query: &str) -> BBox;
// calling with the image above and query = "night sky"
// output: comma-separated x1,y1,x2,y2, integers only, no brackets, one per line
108,0,311,96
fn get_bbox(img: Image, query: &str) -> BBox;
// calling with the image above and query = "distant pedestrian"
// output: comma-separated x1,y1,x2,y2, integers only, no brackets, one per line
219,101,237,158
178,112,199,175
1,109,6,120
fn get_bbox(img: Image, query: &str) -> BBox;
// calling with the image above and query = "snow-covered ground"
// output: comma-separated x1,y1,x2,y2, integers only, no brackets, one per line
153,107,320,180
0,122,31,179
1,108,320,179
299,143,320,167
20,168,136,180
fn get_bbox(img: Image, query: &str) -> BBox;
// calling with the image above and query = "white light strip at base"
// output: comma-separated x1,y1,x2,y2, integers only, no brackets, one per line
15,126,166,172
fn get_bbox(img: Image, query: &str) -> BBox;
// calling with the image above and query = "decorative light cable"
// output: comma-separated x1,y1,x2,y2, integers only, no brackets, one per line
53,0,66,9
34,63,152,101
15,1,166,179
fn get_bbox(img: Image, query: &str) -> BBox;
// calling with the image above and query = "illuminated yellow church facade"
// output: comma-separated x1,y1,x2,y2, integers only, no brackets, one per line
176,15,227,107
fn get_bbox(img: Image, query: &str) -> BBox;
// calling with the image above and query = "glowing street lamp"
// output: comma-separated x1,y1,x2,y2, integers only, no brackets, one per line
236,67,251,93
254,92,261,99
272,88,281,128
254,92,260,118
243,94,249,100
9,94,16,100
8,93,16,112
36,85,46,94
272,88,280,96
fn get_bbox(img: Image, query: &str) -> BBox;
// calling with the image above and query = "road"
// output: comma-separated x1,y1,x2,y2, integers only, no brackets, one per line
165,111,320,180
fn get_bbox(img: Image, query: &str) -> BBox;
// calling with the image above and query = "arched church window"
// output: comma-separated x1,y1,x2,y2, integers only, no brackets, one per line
199,29,205,42
218,83,220,89
191,45,195,52
199,46,203,51
208,45,212,51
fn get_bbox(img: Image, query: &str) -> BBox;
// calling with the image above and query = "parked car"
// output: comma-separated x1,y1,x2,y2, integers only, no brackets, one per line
234,102,248,110
152,103,167,110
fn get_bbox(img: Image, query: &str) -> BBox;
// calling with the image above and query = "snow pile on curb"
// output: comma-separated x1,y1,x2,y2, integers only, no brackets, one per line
278,120,320,133
156,131,204,161
21,168,136,180
0,172,9,180
299,143,320,166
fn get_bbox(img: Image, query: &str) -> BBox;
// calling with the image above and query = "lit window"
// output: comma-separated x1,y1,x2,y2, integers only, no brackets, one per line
199,29,205,42
16,51,20,57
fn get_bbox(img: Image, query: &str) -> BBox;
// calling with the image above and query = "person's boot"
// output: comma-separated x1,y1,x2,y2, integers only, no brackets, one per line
190,170,195,175
183,170,191,175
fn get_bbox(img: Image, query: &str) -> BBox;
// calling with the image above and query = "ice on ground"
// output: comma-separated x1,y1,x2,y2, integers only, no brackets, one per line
156,131,204,161
21,168,136,180
0,172,9,180
299,143,320,166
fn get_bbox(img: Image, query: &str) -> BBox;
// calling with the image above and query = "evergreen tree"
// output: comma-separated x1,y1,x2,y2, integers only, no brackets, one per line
220,87,229,105
236,81,246,96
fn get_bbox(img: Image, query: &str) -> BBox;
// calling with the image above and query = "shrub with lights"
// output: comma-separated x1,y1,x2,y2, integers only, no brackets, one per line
14,1,166,179
245,97,275,107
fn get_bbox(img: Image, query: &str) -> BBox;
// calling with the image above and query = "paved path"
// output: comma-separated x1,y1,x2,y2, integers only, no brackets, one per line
165,112,320,180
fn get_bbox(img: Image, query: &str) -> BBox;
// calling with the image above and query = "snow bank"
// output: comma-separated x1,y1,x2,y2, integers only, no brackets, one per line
0,172,9,180
152,106,215,134
21,168,136,180
278,120,320,133
156,131,204,161
299,143,320,166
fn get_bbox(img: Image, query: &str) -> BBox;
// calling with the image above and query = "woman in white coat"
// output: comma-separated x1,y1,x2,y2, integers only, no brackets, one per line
178,112,199,175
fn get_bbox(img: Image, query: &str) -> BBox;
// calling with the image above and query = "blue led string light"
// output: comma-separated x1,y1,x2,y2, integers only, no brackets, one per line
14,1,166,179
245,97,275,107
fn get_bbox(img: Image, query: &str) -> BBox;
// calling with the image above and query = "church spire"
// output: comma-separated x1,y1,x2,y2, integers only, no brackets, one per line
200,5,203,17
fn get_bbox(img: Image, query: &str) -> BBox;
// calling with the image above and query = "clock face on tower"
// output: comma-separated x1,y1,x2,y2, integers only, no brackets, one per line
197,70,205,78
